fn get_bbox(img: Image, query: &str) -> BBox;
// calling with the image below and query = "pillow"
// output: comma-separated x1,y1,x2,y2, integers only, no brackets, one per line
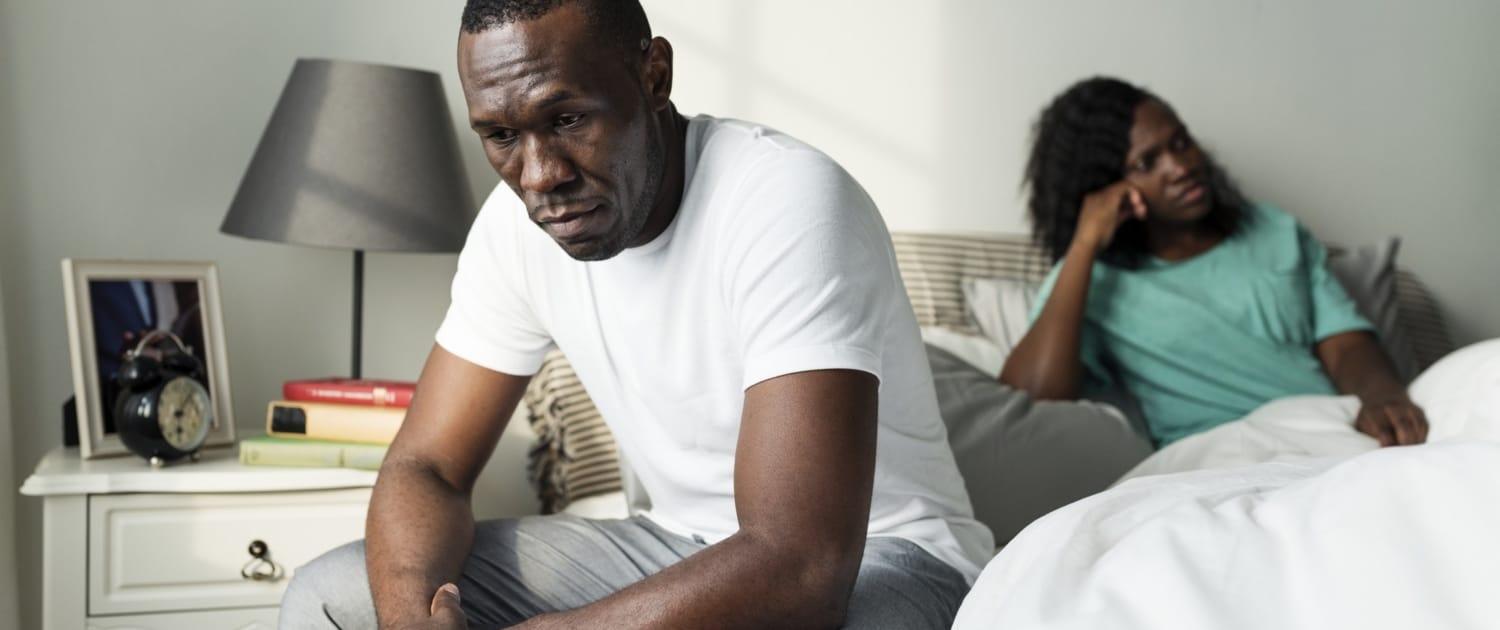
920,326,1007,377
927,343,1152,548
960,276,1038,359
523,350,624,513
1407,338,1500,444
560,491,631,519
1326,237,1420,382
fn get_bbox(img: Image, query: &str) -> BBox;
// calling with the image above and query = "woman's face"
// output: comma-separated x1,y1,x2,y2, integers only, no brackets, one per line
1122,99,1211,224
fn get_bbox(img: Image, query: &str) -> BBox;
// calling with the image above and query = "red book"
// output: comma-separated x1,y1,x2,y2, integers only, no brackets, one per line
282,378,416,408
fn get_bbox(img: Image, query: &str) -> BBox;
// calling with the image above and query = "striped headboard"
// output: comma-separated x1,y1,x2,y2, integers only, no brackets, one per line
522,231,1455,512
891,232,1051,335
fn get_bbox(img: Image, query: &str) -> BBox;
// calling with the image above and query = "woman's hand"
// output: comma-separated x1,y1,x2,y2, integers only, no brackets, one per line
1073,181,1147,254
1354,397,1429,446
1002,184,1141,398
1317,331,1428,448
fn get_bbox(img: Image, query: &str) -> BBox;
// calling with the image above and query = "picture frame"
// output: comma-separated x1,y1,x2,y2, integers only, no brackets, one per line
62,259,236,459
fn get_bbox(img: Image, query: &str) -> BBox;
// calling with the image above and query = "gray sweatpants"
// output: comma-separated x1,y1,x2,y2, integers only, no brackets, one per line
280,514,968,629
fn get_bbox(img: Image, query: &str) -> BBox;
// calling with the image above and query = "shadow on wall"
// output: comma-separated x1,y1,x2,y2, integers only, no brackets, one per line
651,0,950,230
0,274,21,630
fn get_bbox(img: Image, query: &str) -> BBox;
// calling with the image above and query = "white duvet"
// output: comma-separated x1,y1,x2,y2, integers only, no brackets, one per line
953,340,1500,630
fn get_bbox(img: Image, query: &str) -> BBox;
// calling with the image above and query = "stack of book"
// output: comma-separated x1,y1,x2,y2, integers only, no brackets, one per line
238,378,415,471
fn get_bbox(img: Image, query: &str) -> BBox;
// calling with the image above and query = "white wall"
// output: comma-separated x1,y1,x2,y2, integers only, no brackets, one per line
646,0,1500,346
2,1,1497,627
0,2,533,628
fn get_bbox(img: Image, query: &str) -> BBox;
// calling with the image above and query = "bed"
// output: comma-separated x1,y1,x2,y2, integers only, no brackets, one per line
522,230,1455,527
517,230,1486,628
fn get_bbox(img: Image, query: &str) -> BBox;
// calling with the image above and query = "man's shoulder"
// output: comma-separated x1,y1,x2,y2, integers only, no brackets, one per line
689,115,851,183
690,115,817,155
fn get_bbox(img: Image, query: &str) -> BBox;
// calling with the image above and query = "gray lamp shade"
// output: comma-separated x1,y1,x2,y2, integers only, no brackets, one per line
222,58,477,252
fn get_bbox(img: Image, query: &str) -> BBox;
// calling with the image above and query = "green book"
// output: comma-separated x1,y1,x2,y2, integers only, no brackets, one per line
238,435,388,471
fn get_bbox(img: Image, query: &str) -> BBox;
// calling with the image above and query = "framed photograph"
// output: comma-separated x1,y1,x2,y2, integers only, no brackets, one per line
62,260,236,459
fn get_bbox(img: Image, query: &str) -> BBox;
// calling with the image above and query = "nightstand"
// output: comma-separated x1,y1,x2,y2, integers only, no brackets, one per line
20,445,378,630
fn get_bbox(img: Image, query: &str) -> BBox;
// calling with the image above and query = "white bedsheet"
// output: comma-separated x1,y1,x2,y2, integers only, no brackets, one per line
952,441,1500,630
1122,338,1500,481
954,340,1500,630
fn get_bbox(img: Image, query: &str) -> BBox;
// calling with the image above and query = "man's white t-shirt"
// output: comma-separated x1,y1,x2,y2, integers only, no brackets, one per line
436,115,993,583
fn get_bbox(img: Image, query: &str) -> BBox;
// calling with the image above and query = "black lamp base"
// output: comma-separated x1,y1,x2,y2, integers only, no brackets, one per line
352,249,364,379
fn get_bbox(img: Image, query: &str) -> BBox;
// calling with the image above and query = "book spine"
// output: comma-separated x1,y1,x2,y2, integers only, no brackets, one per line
265,400,406,445
282,382,414,407
239,439,342,468
341,443,389,471
239,438,390,470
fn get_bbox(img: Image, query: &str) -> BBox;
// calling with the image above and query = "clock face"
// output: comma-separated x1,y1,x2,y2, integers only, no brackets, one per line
157,377,213,451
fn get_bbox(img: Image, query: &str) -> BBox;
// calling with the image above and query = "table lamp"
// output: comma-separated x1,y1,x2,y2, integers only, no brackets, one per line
221,58,477,378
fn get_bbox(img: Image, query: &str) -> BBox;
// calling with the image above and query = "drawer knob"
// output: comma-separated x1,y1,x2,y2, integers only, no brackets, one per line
241,539,285,582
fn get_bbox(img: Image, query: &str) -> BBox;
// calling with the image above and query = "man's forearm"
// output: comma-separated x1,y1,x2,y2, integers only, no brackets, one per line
367,456,477,629
522,528,862,630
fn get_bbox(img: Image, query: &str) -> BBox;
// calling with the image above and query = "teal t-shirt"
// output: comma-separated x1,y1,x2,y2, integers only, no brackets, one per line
1030,204,1372,446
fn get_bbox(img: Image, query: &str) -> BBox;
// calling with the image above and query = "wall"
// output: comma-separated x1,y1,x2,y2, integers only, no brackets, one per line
2,0,1497,627
645,0,1500,346
0,265,19,630
0,2,533,628
0,1,21,624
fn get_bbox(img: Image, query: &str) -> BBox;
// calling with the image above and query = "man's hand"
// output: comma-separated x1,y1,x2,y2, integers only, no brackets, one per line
424,583,465,630
1355,397,1429,447
499,370,879,629
1074,181,1146,254
366,345,530,628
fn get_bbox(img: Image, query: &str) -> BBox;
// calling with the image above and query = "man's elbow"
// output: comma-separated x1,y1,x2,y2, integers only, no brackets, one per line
769,537,865,629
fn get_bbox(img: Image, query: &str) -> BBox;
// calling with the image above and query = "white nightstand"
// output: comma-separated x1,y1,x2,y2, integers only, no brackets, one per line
20,445,378,630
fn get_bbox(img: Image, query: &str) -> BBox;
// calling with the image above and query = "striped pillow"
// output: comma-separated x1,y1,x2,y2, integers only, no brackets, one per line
523,350,623,514
1394,269,1454,374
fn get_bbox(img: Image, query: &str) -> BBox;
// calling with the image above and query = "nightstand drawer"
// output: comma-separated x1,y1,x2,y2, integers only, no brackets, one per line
88,488,371,616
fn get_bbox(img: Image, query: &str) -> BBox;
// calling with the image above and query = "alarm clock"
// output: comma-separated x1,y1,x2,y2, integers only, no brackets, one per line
113,330,215,467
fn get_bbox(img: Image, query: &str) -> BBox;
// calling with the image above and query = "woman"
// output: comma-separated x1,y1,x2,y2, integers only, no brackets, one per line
1000,76,1427,448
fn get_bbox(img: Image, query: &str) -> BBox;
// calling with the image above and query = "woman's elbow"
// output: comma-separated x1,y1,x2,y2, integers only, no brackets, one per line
999,366,1078,401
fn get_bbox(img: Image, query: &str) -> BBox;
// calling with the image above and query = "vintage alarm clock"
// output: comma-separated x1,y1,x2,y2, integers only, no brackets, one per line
113,330,215,467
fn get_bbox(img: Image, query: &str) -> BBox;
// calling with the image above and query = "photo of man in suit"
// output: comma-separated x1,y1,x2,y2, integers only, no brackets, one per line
88,279,205,433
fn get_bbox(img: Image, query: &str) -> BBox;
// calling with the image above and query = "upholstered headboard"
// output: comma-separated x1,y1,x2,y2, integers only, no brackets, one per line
890,232,1050,334
523,232,1456,512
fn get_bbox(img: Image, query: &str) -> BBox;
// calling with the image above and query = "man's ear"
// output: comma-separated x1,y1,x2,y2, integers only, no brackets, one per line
643,36,674,112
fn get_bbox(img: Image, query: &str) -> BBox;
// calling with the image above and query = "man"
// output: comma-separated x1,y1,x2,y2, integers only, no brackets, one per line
281,1,991,628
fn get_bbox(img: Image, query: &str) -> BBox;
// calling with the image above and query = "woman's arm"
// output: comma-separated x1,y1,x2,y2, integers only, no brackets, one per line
1000,183,1144,399
999,241,1099,399
1316,330,1428,446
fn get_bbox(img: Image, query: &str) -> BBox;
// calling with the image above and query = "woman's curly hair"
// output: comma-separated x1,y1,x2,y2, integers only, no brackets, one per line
1023,76,1249,267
